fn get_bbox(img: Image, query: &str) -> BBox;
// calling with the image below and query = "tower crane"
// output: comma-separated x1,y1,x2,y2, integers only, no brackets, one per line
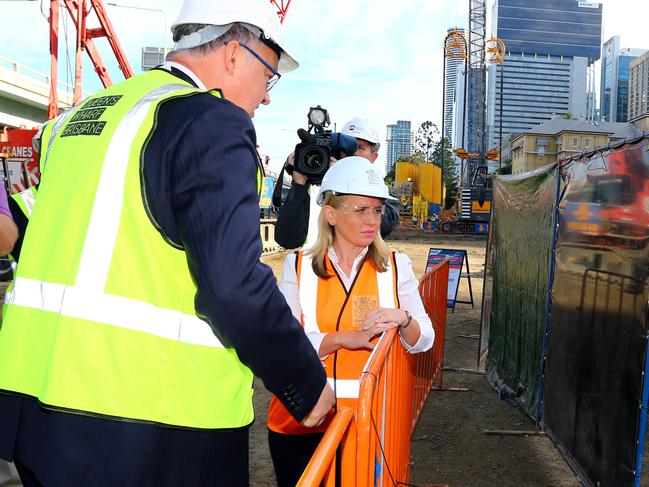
440,0,504,232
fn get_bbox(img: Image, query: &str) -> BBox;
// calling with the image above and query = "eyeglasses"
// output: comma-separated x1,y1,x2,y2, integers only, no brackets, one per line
338,204,385,219
240,44,281,91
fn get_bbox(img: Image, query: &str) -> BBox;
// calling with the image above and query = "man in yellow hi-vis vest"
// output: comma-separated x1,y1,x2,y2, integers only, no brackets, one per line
0,1,333,485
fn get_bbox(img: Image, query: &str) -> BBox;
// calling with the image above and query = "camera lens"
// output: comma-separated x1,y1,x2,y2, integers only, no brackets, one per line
304,150,325,171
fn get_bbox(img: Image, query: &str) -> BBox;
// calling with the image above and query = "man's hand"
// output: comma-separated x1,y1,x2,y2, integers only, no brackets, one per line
301,381,335,428
286,152,307,185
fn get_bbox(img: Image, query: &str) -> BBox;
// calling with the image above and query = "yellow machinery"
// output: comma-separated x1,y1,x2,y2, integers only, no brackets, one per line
394,161,443,227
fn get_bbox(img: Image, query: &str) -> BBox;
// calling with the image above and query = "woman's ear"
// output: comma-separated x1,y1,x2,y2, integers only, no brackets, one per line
322,205,336,226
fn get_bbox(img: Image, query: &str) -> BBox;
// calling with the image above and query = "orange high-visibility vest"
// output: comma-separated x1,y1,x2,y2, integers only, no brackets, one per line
268,250,399,435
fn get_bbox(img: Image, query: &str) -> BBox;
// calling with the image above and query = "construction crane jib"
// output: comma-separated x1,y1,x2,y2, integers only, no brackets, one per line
47,0,293,119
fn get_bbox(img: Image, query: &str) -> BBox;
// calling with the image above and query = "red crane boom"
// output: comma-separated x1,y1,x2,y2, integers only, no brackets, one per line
48,0,293,119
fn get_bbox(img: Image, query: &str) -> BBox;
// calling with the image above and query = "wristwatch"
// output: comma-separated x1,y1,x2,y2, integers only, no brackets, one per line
400,310,413,329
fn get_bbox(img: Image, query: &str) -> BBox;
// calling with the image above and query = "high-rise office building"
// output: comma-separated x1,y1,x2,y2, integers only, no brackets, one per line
452,64,467,178
444,27,466,141
629,50,649,121
600,36,647,122
487,0,602,148
386,121,413,174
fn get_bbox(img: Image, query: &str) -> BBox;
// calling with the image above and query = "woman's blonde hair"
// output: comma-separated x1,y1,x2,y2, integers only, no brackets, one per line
306,193,390,278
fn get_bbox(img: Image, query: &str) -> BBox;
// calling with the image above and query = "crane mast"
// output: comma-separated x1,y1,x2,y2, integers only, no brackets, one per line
466,0,487,186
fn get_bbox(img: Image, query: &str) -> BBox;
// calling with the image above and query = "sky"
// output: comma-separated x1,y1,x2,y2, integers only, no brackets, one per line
1,0,648,173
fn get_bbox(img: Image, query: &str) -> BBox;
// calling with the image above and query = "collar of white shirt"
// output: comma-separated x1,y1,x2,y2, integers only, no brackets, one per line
326,246,369,289
160,61,207,90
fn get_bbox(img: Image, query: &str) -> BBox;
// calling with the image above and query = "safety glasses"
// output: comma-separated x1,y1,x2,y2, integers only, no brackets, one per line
240,44,281,91
338,204,385,219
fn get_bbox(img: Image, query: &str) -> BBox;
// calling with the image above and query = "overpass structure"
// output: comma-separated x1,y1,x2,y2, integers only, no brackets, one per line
0,55,76,130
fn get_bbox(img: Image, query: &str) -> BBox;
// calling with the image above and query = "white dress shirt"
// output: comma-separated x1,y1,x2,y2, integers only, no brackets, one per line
279,247,435,355
159,61,207,89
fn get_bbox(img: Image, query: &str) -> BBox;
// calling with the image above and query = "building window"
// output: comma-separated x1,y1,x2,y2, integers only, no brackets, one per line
572,137,579,147
584,138,591,148
536,137,548,155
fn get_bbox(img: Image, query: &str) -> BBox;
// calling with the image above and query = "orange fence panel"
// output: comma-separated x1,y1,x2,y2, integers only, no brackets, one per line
299,259,450,486
415,259,450,425
297,407,355,487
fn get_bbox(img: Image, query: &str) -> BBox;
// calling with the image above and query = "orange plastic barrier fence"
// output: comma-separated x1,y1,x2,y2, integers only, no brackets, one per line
298,259,450,487
414,259,450,423
297,407,355,487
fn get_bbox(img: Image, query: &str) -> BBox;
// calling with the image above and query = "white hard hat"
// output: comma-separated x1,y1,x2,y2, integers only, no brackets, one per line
317,156,397,206
171,0,298,73
341,117,380,145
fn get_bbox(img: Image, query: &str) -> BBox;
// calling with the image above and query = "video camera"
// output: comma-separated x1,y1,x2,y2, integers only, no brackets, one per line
292,106,358,185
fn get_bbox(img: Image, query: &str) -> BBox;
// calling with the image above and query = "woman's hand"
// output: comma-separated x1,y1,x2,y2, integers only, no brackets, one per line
319,322,395,356
361,307,408,331
362,307,421,348
339,322,395,351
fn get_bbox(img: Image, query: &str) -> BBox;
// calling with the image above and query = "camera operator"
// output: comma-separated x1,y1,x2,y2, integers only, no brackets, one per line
275,117,400,249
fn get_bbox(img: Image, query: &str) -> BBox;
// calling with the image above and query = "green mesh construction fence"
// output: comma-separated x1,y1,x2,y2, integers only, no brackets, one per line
480,163,558,419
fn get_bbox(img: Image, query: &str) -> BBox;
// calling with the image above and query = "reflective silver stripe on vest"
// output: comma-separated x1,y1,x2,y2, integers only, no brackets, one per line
298,253,320,337
327,378,359,399
77,84,190,293
17,189,35,217
40,108,77,170
8,83,224,349
7,277,223,348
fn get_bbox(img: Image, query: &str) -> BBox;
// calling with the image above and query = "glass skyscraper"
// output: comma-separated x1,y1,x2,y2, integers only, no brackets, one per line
487,0,602,148
600,36,647,123
385,121,413,175
444,27,466,141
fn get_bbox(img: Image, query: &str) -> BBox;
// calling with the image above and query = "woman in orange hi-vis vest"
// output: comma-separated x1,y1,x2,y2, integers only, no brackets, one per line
267,156,435,486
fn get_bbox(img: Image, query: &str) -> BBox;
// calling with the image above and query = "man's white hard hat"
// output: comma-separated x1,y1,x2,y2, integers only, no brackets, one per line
341,117,380,145
317,156,397,206
171,0,298,73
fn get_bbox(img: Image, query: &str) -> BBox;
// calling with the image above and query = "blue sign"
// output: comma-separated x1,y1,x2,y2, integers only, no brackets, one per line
259,177,274,208
473,223,489,234
426,249,467,309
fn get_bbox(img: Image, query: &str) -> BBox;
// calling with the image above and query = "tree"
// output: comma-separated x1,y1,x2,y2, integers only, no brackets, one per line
414,121,439,162
432,138,458,209
384,168,395,185
494,159,512,176
398,153,427,165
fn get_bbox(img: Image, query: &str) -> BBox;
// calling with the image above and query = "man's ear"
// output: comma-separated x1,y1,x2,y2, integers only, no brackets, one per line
223,41,241,75
370,152,379,163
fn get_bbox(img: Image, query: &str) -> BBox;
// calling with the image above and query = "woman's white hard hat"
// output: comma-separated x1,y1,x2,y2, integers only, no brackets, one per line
317,156,398,206
171,0,298,73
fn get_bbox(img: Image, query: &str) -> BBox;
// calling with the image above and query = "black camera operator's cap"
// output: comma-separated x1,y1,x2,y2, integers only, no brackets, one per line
171,0,299,73
316,157,398,206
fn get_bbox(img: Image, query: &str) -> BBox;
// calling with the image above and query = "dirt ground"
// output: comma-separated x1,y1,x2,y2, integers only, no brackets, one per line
252,230,581,487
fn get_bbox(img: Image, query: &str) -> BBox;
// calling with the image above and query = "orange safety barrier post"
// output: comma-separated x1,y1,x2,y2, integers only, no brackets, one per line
297,407,355,487
299,259,450,486
415,259,450,423
356,327,417,486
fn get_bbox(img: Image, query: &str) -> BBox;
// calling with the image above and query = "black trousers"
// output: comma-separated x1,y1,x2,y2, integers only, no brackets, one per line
268,429,324,487
0,394,249,487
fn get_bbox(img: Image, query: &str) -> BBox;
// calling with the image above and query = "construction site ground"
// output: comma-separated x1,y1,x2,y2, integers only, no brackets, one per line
254,230,581,487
